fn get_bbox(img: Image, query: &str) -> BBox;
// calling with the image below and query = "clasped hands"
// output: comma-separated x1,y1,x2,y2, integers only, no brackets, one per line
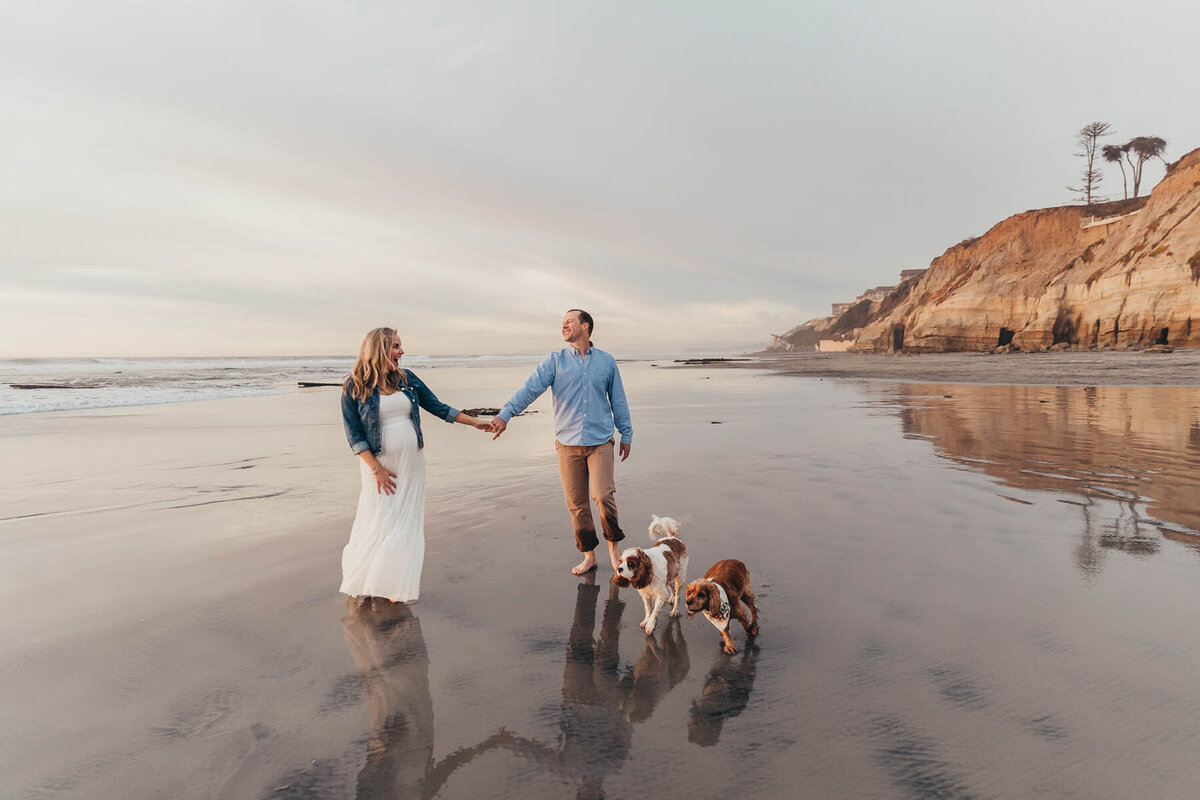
479,416,630,461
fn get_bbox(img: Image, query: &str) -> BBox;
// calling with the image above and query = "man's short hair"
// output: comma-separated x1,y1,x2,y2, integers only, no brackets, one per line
568,308,594,335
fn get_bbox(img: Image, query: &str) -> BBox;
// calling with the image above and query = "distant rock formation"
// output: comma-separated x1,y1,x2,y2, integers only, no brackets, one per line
770,146,1200,353
767,278,917,352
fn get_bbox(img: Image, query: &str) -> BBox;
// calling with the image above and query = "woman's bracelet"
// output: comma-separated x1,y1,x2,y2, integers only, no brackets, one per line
372,465,386,475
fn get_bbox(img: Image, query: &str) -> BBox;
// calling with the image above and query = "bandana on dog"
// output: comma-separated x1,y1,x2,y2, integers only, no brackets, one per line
702,579,732,632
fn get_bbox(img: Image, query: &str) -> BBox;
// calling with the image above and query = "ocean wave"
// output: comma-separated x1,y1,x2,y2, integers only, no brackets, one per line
0,354,551,415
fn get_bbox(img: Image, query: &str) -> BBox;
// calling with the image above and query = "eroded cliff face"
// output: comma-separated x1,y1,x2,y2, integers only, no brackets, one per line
851,147,1200,353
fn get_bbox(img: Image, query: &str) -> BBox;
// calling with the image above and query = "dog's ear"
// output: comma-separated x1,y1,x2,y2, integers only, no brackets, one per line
684,583,701,616
630,551,652,590
706,584,724,616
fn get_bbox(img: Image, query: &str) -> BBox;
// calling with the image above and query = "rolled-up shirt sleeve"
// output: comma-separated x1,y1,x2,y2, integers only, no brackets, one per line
340,390,372,454
498,354,556,422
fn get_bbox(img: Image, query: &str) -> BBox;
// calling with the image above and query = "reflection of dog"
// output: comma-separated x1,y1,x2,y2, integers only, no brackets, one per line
685,559,760,654
689,642,760,747
619,617,691,723
614,516,688,635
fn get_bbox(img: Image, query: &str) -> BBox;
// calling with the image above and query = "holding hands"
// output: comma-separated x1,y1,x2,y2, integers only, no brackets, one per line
488,417,507,440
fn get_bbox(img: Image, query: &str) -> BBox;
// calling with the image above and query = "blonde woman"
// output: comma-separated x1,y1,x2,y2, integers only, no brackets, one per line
340,327,490,603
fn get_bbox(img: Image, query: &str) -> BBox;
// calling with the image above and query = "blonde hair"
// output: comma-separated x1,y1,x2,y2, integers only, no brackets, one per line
345,327,408,401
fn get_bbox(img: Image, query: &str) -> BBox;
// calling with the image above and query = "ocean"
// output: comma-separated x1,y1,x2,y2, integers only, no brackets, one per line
0,352,715,415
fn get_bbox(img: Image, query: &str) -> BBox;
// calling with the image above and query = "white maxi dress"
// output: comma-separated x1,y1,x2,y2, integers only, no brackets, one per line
341,391,426,603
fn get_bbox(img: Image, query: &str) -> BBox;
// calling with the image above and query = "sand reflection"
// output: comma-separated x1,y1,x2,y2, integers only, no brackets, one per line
894,383,1200,570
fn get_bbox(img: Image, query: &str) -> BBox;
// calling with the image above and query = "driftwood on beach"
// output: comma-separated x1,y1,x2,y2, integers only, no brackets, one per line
289,390,535,417
11,383,100,390
671,358,752,365
462,408,536,416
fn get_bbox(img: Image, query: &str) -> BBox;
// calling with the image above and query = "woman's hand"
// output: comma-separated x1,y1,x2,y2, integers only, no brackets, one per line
373,466,398,495
469,416,493,432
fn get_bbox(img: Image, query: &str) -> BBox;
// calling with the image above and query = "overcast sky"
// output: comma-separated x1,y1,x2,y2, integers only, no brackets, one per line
3,0,1196,357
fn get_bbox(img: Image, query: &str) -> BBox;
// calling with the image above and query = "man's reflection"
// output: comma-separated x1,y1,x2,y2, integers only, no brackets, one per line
688,642,760,747
499,577,691,798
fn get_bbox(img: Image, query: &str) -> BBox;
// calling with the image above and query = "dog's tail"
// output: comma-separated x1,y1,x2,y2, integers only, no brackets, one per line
648,515,680,541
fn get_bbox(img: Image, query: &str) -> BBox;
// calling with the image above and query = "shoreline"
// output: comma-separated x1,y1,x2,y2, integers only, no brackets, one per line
671,348,1200,386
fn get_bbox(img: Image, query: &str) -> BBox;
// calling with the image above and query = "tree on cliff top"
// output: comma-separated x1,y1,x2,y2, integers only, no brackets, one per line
1125,136,1167,198
1068,121,1112,207
1101,136,1168,200
1103,143,1129,199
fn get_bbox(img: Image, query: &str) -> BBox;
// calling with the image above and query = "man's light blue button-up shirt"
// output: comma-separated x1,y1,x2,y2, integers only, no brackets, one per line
498,344,633,446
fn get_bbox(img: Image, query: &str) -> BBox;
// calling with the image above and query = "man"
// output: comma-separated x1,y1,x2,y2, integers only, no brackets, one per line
490,309,633,575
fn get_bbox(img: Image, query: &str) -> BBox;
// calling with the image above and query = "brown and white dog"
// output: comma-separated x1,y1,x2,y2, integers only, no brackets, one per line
614,516,688,635
685,560,760,654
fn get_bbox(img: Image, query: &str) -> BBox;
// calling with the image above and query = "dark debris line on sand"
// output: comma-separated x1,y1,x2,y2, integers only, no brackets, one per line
673,350,1200,387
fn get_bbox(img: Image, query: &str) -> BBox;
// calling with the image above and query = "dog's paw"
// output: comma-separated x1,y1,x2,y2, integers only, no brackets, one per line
669,608,681,618
644,623,656,635
723,642,738,654
639,620,648,629
748,624,760,637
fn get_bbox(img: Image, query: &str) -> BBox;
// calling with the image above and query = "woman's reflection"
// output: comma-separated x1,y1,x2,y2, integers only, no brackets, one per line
342,598,508,800
342,598,435,798
688,642,760,747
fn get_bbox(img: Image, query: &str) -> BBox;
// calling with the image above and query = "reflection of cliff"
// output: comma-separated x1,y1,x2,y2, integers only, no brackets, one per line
895,384,1200,570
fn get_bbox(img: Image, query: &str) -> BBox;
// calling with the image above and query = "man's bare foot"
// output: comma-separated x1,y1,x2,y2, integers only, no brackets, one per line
607,540,622,571
572,552,598,575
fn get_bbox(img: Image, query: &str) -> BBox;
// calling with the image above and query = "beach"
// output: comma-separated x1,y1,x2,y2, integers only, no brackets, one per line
694,348,1200,386
4,360,1200,799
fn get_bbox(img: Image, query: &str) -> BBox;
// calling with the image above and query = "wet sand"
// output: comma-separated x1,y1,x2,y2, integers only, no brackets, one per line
711,348,1200,386
3,363,1200,799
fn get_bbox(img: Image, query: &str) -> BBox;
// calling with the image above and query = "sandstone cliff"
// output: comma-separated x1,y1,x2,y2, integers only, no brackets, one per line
796,147,1200,353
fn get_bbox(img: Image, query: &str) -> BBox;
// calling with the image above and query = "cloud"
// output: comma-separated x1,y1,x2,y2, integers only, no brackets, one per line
1,1,1196,356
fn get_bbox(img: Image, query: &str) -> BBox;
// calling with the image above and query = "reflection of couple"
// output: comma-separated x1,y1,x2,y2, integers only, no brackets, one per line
343,578,686,799
338,309,633,602
342,577,754,798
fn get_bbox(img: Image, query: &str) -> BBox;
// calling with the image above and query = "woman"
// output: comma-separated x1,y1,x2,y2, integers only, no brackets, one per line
340,327,490,603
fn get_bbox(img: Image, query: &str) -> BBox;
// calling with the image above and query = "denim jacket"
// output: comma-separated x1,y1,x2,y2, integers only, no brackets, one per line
341,369,460,454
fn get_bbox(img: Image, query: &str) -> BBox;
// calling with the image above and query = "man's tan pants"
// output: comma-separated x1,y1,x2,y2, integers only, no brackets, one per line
555,438,625,552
